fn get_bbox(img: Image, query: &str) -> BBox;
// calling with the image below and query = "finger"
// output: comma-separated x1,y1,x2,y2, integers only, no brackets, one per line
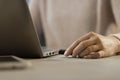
77,32,95,42
98,50,113,58
84,52,100,59
98,50,106,58
72,36,97,57
84,50,106,59
64,32,93,56
64,40,80,56
79,44,102,58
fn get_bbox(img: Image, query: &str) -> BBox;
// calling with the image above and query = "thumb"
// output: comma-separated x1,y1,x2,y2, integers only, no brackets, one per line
84,50,106,59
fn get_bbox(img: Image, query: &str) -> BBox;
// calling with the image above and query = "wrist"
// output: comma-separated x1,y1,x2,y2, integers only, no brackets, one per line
108,34,120,53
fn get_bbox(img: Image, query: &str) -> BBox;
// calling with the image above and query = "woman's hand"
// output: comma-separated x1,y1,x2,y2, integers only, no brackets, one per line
64,32,120,59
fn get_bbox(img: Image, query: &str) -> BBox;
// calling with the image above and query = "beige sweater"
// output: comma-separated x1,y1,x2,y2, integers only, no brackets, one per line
29,0,120,49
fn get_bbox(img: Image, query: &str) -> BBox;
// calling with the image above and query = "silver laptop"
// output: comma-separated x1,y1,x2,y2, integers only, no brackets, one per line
0,0,65,58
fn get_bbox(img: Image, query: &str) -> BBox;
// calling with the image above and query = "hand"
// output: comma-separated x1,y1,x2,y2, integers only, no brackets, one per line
64,32,120,59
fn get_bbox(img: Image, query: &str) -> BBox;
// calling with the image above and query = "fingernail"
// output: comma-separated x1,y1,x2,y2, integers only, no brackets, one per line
64,51,69,56
84,55,92,59
64,53,68,57
84,56,87,58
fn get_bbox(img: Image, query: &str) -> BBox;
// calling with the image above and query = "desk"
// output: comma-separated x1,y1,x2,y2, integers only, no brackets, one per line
0,55,120,80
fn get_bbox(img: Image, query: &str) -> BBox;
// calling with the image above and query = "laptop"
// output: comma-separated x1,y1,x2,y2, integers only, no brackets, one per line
0,0,65,58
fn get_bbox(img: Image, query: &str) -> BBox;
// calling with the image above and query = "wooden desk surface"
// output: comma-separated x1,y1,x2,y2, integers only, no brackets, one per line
0,55,120,80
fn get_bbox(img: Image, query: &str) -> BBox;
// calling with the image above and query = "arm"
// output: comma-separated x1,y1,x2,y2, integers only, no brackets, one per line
64,32,120,59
